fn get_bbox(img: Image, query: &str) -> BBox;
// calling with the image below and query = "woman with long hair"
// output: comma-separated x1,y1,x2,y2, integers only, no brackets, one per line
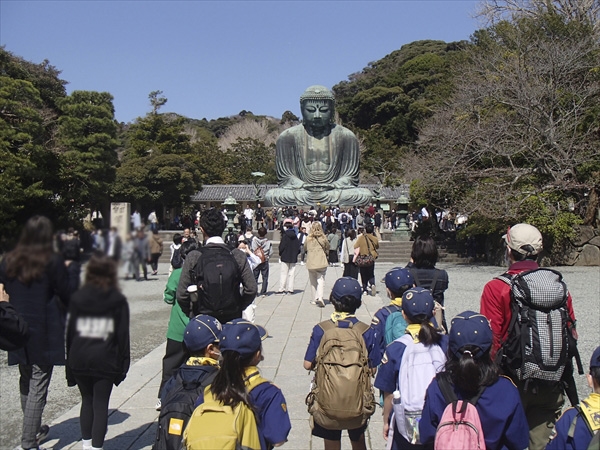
419,311,529,450
406,235,449,329
340,228,359,279
305,221,330,307
0,215,75,450
66,252,130,450
353,223,379,295
184,319,290,450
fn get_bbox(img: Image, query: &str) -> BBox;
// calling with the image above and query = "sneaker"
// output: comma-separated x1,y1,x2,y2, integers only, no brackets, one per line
276,290,285,294
317,299,325,308
155,398,161,411
36,424,50,444
300,261,305,265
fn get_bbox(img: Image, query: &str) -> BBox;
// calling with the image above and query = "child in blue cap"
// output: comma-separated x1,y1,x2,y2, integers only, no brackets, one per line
156,314,222,450
371,267,415,356
187,319,290,450
304,276,380,450
546,345,600,450
419,310,529,450
374,287,447,449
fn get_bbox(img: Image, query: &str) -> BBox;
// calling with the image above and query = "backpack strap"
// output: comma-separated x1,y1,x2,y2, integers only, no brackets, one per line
244,370,269,393
436,373,486,415
430,269,441,294
319,319,368,334
383,305,401,315
436,373,457,405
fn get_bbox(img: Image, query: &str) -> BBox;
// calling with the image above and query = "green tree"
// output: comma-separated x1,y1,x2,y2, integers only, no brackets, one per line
416,6,600,245
56,91,119,222
0,77,54,239
114,93,202,210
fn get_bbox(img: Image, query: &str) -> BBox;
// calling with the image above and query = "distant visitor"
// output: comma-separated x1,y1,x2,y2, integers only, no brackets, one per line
265,85,372,207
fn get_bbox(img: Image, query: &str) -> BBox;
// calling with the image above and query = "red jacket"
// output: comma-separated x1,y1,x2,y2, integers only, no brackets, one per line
480,260,576,357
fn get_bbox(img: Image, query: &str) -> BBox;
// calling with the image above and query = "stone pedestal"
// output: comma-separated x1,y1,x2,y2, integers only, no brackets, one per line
110,202,131,242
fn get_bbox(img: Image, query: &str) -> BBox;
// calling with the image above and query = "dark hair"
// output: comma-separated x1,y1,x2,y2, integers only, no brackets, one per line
5,215,55,284
365,223,374,234
258,227,267,238
329,293,361,313
346,228,357,240
200,208,226,237
210,350,256,411
406,313,442,347
411,235,438,268
590,367,600,386
173,233,182,245
389,284,412,298
510,246,538,262
84,251,118,291
180,239,199,259
444,345,500,396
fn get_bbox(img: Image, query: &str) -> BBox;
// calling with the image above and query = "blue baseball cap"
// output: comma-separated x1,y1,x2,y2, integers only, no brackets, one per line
183,315,222,352
590,346,600,369
449,311,493,359
331,277,363,301
220,319,267,357
385,268,415,295
401,287,435,319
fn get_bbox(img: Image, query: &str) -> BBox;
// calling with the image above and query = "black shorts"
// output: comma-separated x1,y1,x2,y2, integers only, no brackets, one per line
311,420,367,442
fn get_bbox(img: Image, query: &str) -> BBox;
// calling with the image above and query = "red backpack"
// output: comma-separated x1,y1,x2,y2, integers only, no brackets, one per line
434,374,486,450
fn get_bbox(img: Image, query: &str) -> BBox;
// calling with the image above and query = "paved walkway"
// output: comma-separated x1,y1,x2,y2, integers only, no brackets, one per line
37,261,600,450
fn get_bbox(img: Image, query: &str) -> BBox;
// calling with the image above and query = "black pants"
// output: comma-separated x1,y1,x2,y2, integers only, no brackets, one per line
75,375,114,448
150,253,161,272
158,338,186,398
359,264,375,291
343,262,360,279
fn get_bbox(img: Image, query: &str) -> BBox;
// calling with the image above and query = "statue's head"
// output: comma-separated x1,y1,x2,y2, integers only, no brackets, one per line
300,85,335,128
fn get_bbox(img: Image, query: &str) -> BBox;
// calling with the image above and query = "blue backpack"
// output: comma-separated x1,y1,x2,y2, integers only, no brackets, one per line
384,305,409,346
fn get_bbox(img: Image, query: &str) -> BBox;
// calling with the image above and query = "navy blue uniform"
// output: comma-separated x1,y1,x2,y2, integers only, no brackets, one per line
420,375,529,450
546,393,600,450
304,317,381,368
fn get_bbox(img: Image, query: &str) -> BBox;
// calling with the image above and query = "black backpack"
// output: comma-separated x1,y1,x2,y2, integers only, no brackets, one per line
224,232,238,250
193,245,242,323
170,247,183,269
496,268,582,387
153,367,218,450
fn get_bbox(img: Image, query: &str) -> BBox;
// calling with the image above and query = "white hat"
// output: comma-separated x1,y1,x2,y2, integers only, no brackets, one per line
503,224,543,256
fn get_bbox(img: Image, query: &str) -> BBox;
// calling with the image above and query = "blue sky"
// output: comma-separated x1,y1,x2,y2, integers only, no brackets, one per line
1,1,482,123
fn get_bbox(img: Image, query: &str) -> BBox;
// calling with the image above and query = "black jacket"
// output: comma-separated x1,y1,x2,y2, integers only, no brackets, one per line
279,228,301,263
66,284,130,385
0,253,74,366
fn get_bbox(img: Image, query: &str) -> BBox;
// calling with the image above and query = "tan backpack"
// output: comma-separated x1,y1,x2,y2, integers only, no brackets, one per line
306,320,376,430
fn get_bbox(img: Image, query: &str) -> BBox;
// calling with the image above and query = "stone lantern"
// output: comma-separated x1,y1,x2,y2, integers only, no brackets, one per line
396,194,410,237
222,193,238,230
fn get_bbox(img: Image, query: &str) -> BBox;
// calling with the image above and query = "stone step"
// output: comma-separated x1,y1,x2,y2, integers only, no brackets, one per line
157,234,471,264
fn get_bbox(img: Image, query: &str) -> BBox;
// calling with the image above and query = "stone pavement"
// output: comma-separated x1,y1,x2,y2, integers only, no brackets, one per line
36,261,600,450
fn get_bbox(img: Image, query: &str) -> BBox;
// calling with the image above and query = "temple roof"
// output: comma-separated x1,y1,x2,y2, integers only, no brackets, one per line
190,184,409,205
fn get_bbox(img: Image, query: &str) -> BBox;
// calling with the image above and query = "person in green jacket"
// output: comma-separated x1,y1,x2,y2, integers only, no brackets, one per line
156,239,200,411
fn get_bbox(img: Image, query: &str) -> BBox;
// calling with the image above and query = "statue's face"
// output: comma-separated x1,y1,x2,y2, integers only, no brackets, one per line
301,100,333,128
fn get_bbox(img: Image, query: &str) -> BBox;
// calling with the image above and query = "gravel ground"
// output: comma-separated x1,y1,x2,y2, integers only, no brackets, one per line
0,261,598,449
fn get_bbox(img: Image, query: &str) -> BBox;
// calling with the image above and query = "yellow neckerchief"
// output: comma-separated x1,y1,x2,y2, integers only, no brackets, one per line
405,322,437,343
330,312,356,324
243,365,261,386
390,297,402,308
185,356,220,367
580,392,600,431
405,323,422,343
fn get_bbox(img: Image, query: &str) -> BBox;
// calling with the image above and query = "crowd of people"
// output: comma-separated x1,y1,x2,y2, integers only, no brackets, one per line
0,211,598,450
